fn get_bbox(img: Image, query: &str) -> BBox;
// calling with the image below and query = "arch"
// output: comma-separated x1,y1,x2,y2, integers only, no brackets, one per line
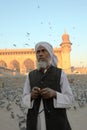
0,60,7,68
10,60,20,72
23,58,34,73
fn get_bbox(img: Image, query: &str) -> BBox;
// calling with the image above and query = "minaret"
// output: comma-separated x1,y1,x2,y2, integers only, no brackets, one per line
60,32,72,73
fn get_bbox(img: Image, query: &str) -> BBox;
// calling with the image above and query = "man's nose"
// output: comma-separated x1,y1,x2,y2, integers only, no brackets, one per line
38,51,44,55
39,52,43,57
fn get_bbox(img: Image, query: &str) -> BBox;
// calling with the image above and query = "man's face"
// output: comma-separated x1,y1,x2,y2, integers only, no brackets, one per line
36,46,50,62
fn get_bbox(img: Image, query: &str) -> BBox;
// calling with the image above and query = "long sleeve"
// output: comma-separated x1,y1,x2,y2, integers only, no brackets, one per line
54,70,74,108
22,75,33,108
22,70,74,130
22,75,46,130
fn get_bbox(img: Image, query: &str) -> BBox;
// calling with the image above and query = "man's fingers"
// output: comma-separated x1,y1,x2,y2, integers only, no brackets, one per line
31,87,41,99
32,87,40,92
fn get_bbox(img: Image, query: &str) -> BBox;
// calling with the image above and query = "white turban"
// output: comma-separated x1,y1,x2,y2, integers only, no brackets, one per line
35,41,58,67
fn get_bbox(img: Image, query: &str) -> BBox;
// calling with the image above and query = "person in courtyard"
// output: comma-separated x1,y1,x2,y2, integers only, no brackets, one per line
22,41,74,130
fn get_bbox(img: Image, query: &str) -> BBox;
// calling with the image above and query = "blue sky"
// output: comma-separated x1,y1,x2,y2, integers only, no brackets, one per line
0,0,87,67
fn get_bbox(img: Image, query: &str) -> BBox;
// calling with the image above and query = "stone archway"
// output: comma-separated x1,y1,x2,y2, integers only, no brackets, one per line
10,60,20,72
0,60,7,68
23,59,34,73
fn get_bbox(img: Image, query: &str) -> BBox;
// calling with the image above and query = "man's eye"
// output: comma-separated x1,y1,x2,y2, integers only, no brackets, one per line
36,49,47,53
42,49,46,52
37,50,40,53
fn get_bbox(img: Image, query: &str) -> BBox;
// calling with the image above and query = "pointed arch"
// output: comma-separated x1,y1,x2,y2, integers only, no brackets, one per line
0,60,7,68
23,58,34,73
10,60,20,72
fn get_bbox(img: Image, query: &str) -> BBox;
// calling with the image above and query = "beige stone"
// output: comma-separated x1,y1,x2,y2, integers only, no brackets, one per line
0,32,72,74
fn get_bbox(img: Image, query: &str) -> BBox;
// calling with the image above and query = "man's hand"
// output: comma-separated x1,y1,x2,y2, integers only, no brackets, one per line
31,87,40,100
40,88,57,99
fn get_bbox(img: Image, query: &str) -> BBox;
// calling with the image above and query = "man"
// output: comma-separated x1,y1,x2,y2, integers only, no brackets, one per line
22,41,74,130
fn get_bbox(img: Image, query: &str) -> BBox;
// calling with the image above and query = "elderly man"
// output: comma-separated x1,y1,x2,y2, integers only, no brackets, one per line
22,42,74,130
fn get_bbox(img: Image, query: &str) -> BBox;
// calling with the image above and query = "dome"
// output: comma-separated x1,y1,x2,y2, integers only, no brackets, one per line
62,32,70,42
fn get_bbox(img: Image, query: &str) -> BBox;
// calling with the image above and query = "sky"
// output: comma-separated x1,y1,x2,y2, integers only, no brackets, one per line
0,0,87,67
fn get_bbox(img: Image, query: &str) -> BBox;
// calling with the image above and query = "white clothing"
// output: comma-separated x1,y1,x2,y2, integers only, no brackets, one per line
22,70,74,130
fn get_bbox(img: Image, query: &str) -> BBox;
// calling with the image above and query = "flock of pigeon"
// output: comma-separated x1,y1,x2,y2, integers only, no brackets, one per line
0,74,87,130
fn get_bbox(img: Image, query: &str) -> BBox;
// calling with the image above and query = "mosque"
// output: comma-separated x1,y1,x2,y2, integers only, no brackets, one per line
0,32,72,74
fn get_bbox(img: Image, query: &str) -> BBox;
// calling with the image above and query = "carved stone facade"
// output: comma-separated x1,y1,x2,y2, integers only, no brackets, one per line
0,32,72,74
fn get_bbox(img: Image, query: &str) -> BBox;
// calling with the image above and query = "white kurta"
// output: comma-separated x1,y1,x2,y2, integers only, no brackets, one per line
22,70,74,130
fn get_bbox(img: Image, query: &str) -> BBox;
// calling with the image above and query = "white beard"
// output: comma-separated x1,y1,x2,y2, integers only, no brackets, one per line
37,59,51,70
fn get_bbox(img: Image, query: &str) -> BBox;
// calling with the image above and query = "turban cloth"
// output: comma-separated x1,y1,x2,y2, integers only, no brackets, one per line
35,41,58,67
